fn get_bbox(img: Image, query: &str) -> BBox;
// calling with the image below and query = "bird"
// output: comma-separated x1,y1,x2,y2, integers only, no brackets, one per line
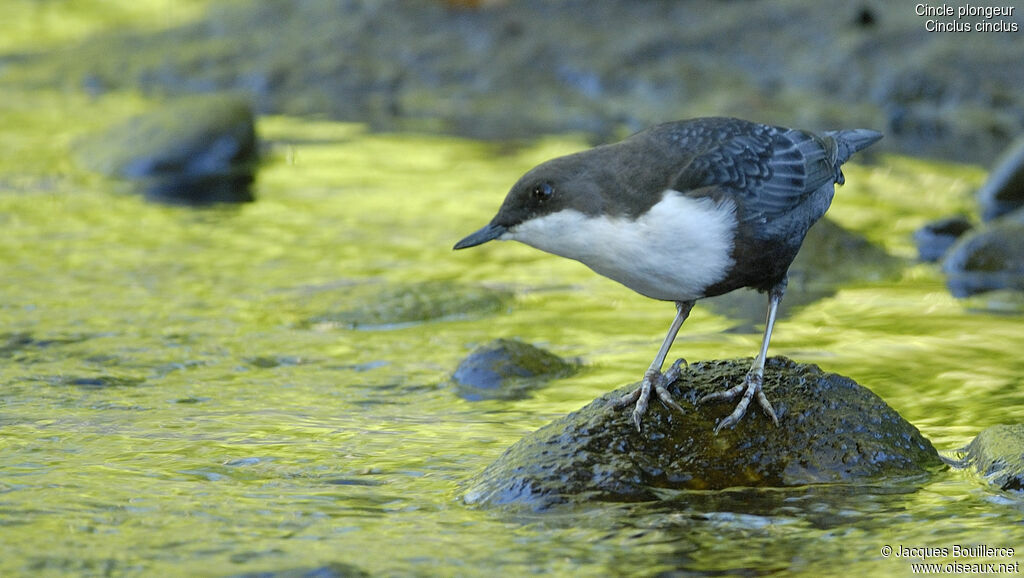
453,117,882,433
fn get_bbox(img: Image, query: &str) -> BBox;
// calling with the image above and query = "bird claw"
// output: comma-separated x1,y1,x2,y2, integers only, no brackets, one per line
699,369,779,433
614,358,687,432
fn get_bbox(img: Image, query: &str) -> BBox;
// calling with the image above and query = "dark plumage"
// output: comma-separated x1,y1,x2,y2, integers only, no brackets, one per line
455,117,882,433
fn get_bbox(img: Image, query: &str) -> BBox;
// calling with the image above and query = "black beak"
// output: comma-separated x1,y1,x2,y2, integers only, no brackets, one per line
453,223,507,250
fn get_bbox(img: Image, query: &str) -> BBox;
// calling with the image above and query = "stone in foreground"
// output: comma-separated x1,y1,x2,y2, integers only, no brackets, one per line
463,357,941,508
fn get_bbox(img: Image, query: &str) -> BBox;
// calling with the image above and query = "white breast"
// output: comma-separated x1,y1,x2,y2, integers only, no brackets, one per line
504,191,737,301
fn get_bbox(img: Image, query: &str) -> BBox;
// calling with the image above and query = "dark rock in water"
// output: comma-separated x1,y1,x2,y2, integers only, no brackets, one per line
463,357,941,509
75,93,257,205
453,338,577,401
942,221,1024,297
947,424,1024,492
707,218,903,323
303,280,512,330
914,215,973,263
978,137,1024,222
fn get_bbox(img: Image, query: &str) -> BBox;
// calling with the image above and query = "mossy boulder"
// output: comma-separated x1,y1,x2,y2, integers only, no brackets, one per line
453,338,578,401
463,357,941,509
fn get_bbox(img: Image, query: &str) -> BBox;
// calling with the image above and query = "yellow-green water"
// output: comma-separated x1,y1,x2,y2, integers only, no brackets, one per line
3,7,1024,574
2,97,1023,576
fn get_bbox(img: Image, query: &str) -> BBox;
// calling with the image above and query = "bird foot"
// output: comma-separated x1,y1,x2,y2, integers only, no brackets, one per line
698,369,779,434
613,359,687,432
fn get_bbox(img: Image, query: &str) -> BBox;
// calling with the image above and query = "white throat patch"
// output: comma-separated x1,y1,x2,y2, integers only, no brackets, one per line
504,190,736,301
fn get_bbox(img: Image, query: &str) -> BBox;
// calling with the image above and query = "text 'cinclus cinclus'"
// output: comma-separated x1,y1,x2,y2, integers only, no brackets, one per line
454,117,882,433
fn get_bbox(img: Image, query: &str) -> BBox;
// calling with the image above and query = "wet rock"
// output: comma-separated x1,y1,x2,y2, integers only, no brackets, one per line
942,221,1024,297
978,137,1024,222
453,338,578,401
947,424,1024,492
304,281,512,330
914,215,973,263
463,357,941,509
707,218,903,322
75,93,257,205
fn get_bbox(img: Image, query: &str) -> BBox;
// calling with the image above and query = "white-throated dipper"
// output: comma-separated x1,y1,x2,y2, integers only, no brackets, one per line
454,117,881,433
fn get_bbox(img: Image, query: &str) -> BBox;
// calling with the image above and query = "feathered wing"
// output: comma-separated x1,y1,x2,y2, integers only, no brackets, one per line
660,118,880,222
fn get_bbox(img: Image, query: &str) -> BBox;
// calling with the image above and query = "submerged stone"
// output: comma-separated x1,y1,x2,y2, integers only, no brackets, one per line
75,93,258,205
453,338,577,401
942,221,1024,298
948,424,1024,492
914,215,973,263
304,280,512,329
978,137,1024,222
463,357,941,509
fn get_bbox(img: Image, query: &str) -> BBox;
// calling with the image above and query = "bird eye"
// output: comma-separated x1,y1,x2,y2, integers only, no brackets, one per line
532,182,554,201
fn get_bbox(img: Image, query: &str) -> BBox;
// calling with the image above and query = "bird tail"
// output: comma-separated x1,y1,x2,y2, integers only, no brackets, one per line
824,128,883,184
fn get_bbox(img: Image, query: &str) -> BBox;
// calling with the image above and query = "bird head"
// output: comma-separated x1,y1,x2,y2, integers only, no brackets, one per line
453,153,599,250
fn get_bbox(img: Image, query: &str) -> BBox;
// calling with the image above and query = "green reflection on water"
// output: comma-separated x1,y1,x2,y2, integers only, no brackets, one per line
2,75,1023,578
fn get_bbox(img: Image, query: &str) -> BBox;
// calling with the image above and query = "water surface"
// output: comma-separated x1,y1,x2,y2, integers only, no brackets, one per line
2,72,1023,578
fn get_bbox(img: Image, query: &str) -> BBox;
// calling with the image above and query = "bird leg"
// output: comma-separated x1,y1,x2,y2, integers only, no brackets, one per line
699,278,786,433
614,300,694,431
